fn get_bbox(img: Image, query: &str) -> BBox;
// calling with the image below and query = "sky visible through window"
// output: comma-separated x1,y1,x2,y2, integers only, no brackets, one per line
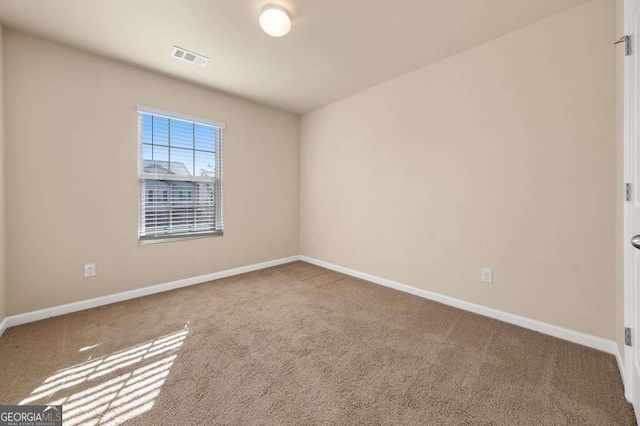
141,114,216,178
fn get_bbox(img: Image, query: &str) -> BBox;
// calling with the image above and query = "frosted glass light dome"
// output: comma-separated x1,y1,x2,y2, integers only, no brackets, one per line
259,6,292,37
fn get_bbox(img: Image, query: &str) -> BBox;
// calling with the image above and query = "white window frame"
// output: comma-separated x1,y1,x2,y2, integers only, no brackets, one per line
137,105,225,244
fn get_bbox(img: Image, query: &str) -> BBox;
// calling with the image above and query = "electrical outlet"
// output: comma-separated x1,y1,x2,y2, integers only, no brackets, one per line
85,263,97,277
311,236,316,246
481,268,493,284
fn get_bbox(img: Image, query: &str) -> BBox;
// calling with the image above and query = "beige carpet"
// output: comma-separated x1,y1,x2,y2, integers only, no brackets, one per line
0,261,635,425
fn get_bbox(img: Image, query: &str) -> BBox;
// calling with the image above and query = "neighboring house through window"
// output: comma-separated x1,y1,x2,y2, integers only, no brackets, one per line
138,106,225,242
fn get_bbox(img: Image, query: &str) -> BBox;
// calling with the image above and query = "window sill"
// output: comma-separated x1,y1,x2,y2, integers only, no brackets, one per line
139,231,223,245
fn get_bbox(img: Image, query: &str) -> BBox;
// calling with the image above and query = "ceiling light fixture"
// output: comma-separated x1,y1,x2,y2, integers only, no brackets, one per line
259,5,292,37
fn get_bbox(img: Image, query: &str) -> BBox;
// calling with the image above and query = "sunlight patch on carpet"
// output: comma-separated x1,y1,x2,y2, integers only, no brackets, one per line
19,327,189,426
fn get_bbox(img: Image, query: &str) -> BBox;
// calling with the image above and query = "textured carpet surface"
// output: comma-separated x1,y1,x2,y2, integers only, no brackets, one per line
0,261,635,425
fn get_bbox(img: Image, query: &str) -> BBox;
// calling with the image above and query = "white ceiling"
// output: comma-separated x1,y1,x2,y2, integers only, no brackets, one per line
0,0,590,114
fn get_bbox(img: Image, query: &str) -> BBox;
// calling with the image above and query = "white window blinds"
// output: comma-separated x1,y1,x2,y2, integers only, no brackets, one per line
138,106,224,242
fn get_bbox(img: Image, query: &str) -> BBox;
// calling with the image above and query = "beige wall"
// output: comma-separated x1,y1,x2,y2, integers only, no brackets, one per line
300,0,616,339
0,25,5,321
4,30,299,316
615,0,626,361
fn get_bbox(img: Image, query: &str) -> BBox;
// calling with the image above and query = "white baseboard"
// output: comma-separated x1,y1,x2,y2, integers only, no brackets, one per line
0,255,299,336
616,345,626,388
300,255,618,356
0,253,621,360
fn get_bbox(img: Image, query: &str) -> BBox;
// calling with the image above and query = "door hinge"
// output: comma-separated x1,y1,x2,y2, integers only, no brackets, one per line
615,35,632,56
626,183,632,201
626,327,632,346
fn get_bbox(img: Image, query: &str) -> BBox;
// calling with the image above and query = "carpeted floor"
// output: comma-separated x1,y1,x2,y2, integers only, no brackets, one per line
0,261,635,425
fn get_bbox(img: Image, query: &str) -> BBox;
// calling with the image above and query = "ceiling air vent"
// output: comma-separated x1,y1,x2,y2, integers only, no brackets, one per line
171,46,208,66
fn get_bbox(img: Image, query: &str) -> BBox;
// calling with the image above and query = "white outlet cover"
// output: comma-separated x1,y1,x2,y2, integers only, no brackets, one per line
481,268,493,284
85,263,97,277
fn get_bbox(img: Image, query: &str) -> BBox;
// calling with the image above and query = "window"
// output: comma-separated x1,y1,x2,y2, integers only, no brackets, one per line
138,106,225,243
